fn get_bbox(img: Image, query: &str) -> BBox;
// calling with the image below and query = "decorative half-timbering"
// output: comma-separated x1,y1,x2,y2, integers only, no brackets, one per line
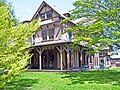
27,1,111,71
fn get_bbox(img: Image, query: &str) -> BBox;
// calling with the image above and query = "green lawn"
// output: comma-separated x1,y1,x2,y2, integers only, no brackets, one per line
4,68,120,90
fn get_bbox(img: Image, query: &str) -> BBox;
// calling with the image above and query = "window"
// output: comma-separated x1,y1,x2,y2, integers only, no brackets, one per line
40,13,45,20
46,11,52,18
42,30,47,40
41,28,54,41
68,32,72,40
49,29,54,40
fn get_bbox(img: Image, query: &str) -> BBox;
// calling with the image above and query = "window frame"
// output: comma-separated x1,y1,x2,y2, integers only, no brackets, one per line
48,28,54,40
42,29,47,41
40,13,45,20
46,11,53,19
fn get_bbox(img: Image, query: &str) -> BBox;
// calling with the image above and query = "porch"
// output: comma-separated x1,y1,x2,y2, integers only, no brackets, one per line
29,42,92,71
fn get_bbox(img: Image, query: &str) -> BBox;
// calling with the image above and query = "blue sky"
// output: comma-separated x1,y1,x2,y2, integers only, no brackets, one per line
8,0,75,21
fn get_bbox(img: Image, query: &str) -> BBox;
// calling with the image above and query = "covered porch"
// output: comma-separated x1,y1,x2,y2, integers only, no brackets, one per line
29,42,92,71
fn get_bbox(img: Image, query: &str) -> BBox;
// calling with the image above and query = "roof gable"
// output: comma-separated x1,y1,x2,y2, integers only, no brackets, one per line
31,1,66,21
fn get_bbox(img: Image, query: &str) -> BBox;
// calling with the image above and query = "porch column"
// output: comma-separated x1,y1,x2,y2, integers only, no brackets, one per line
39,53,42,70
60,51,63,71
79,47,83,68
71,49,74,70
104,57,106,66
67,52,70,70
88,55,90,69
92,55,95,68
36,47,44,70
98,57,100,67
56,45,64,71
64,45,70,70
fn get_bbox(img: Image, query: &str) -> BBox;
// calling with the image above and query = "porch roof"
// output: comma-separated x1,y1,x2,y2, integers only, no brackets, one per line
32,40,72,47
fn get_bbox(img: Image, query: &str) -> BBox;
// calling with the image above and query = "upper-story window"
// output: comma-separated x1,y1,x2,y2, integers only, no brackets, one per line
41,28,54,41
39,11,53,20
42,30,47,41
46,11,52,18
49,28,54,40
40,13,45,20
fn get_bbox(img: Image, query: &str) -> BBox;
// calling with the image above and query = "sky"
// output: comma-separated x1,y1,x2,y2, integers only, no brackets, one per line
8,0,75,21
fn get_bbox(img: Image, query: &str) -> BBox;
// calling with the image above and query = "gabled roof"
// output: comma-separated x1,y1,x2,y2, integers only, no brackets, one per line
31,1,75,25
31,1,67,21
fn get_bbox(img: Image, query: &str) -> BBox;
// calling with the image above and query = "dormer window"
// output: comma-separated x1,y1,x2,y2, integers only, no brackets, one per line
40,13,45,20
46,11,52,18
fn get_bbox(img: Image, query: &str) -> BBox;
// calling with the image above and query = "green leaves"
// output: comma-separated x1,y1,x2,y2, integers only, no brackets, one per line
0,1,39,87
63,0,120,53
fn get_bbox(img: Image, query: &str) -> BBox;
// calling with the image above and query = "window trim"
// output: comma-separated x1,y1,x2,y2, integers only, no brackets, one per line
46,11,53,19
42,29,47,41
49,28,54,40
40,13,45,20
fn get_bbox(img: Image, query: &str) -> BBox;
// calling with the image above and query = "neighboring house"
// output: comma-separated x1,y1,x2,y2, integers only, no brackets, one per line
111,52,120,67
26,1,111,71
98,48,111,69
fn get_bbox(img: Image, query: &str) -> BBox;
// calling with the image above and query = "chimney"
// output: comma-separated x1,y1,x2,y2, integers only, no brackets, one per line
63,13,70,18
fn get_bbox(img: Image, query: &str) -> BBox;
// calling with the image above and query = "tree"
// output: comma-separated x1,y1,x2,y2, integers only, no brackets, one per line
0,0,39,87
65,0,120,52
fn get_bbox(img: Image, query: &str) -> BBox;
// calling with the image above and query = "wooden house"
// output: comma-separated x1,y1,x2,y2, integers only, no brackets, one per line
27,1,111,71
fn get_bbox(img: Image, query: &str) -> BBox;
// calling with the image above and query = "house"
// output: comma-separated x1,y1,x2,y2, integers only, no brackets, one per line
111,52,120,67
95,48,111,69
27,1,111,71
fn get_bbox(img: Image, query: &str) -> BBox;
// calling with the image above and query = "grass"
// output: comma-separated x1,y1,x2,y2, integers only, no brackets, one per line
4,68,120,90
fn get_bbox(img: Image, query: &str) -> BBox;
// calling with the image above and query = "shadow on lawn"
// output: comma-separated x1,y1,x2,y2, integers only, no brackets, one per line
62,70,120,86
4,78,38,90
